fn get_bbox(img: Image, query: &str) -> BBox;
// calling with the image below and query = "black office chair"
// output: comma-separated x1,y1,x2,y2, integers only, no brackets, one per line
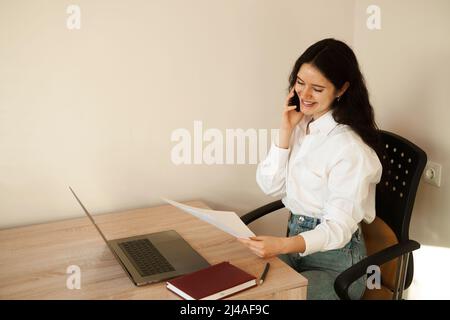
241,130,427,300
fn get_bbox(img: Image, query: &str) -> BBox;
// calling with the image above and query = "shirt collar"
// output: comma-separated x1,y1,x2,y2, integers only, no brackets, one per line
307,110,338,136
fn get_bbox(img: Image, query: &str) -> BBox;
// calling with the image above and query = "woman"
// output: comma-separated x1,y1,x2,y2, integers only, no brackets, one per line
238,38,382,300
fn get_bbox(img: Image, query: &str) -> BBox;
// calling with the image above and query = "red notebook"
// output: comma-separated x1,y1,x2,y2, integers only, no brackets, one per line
166,261,257,300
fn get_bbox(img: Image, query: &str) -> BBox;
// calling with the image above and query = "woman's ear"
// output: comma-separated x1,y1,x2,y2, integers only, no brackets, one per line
337,81,350,98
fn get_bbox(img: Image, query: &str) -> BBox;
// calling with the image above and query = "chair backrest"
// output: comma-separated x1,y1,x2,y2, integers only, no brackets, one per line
375,130,427,242
362,130,427,298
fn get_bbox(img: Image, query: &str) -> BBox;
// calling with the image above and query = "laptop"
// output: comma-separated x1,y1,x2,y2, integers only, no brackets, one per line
69,187,210,286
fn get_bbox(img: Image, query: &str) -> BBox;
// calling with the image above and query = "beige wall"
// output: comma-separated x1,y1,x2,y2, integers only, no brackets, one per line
353,0,450,248
0,0,355,231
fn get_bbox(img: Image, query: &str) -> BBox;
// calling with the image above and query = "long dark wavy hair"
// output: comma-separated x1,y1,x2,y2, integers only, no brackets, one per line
288,38,381,155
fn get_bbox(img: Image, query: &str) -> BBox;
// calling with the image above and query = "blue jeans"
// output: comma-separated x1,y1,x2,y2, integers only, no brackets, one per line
279,213,367,300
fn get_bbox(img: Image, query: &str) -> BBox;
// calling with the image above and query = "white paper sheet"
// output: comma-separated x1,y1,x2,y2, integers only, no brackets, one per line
161,198,255,239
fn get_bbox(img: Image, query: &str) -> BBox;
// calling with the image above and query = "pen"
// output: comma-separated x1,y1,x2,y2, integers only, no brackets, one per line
259,262,270,285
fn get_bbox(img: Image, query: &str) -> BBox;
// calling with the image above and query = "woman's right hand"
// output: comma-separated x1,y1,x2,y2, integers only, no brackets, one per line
281,87,304,133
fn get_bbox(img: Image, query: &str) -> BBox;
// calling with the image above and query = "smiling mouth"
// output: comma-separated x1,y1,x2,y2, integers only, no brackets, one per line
301,99,316,107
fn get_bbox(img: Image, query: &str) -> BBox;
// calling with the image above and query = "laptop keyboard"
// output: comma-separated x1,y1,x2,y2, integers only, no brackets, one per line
119,238,175,277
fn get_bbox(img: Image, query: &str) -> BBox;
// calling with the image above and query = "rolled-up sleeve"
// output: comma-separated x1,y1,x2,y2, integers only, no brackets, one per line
299,143,381,256
256,143,290,197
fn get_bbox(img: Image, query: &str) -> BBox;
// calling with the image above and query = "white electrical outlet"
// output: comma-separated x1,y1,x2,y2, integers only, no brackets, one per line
423,161,442,187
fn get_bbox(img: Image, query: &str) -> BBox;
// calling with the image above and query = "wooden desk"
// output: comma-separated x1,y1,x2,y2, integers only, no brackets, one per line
0,201,307,299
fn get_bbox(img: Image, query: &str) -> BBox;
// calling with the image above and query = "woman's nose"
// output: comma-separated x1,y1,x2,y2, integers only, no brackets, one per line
301,87,313,100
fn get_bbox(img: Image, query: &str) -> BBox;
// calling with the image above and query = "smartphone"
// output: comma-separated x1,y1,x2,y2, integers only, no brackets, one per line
288,90,301,112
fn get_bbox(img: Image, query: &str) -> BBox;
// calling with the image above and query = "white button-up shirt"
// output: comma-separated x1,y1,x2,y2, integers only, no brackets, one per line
256,110,382,256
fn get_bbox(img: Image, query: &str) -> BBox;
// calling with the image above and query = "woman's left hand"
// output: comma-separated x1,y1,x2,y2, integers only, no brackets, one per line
237,236,287,258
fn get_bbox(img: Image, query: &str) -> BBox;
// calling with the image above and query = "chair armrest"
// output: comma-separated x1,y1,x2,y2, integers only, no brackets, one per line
334,239,420,300
240,200,285,225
